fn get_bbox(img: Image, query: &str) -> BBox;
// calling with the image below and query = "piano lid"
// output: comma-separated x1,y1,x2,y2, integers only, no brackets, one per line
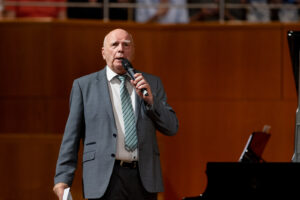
288,31,300,94
288,31,300,162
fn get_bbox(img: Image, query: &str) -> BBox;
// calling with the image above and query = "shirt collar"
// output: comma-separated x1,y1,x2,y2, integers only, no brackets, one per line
106,66,129,82
106,66,119,82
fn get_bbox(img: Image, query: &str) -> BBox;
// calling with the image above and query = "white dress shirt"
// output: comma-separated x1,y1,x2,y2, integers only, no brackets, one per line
106,66,138,161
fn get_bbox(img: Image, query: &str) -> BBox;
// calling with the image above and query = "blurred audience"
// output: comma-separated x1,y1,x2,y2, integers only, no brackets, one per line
135,0,189,23
4,0,66,18
1,0,299,22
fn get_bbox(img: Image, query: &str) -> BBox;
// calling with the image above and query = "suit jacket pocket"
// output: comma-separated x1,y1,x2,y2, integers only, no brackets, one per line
83,151,96,163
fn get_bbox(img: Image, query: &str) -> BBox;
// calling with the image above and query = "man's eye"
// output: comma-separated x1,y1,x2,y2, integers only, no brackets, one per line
124,43,131,47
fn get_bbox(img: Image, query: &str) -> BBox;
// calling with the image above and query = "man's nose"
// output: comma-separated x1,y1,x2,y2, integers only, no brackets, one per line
117,44,124,52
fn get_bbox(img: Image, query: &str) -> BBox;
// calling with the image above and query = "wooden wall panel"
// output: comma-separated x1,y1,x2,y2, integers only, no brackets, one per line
0,21,299,200
0,134,84,200
132,26,282,101
0,98,68,132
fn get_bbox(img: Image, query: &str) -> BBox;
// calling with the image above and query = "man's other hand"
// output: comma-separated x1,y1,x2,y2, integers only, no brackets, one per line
53,182,68,200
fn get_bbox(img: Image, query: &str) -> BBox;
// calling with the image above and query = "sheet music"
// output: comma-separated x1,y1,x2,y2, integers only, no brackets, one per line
63,188,73,200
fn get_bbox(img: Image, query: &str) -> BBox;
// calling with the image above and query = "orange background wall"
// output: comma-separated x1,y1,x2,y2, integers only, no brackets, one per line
0,21,300,200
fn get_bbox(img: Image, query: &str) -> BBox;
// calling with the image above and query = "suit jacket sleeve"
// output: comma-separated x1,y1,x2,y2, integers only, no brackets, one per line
54,80,84,186
144,76,178,136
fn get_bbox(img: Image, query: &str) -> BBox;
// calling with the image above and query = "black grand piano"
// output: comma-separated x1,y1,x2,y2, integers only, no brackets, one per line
289,31,300,162
183,31,300,200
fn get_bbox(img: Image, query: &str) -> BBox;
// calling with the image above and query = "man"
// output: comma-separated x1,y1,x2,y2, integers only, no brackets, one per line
53,28,178,200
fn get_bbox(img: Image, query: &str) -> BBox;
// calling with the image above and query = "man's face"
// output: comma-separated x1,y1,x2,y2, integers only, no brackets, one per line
102,29,134,75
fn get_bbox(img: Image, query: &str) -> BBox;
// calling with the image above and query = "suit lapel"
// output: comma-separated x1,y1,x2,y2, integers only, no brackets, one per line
96,68,116,124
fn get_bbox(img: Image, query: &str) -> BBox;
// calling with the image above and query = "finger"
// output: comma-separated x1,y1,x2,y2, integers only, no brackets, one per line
133,76,143,85
133,73,142,79
136,79,147,89
133,74,147,87
133,73,143,82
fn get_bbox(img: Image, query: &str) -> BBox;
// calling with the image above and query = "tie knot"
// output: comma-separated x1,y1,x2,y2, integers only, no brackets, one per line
118,75,127,83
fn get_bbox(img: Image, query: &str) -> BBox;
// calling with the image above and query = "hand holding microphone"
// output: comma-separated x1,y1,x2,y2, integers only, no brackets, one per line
121,58,149,97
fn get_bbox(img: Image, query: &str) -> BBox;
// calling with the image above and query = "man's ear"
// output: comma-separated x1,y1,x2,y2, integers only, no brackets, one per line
101,47,106,60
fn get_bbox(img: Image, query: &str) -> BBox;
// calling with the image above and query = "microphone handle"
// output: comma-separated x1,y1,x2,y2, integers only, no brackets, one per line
127,68,149,96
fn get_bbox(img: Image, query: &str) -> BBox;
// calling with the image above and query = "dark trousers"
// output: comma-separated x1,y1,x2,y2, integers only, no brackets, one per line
89,162,157,200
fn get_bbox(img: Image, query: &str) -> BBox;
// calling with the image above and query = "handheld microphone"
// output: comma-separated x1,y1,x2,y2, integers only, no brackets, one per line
121,58,149,96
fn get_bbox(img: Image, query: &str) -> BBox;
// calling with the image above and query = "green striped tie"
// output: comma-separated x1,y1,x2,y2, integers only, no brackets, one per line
118,75,138,151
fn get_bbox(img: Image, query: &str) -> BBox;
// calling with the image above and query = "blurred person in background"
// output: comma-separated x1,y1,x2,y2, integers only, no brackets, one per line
278,0,299,22
246,0,270,22
0,0,3,18
135,0,189,23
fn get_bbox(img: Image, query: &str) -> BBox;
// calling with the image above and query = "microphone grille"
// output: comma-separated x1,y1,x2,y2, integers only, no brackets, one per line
121,58,129,70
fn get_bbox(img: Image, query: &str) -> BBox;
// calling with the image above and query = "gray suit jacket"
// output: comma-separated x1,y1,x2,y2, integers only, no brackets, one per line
54,67,178,199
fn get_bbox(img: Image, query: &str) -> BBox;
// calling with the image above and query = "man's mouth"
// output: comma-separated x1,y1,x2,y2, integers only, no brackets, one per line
115,57,124,61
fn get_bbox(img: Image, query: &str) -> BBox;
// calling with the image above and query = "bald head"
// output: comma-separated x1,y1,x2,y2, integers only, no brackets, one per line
103,29,134,48
102,29,135,75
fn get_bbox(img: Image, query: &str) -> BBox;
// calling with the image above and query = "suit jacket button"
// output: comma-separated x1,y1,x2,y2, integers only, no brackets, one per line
113,133,117,138
111,154,115,157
